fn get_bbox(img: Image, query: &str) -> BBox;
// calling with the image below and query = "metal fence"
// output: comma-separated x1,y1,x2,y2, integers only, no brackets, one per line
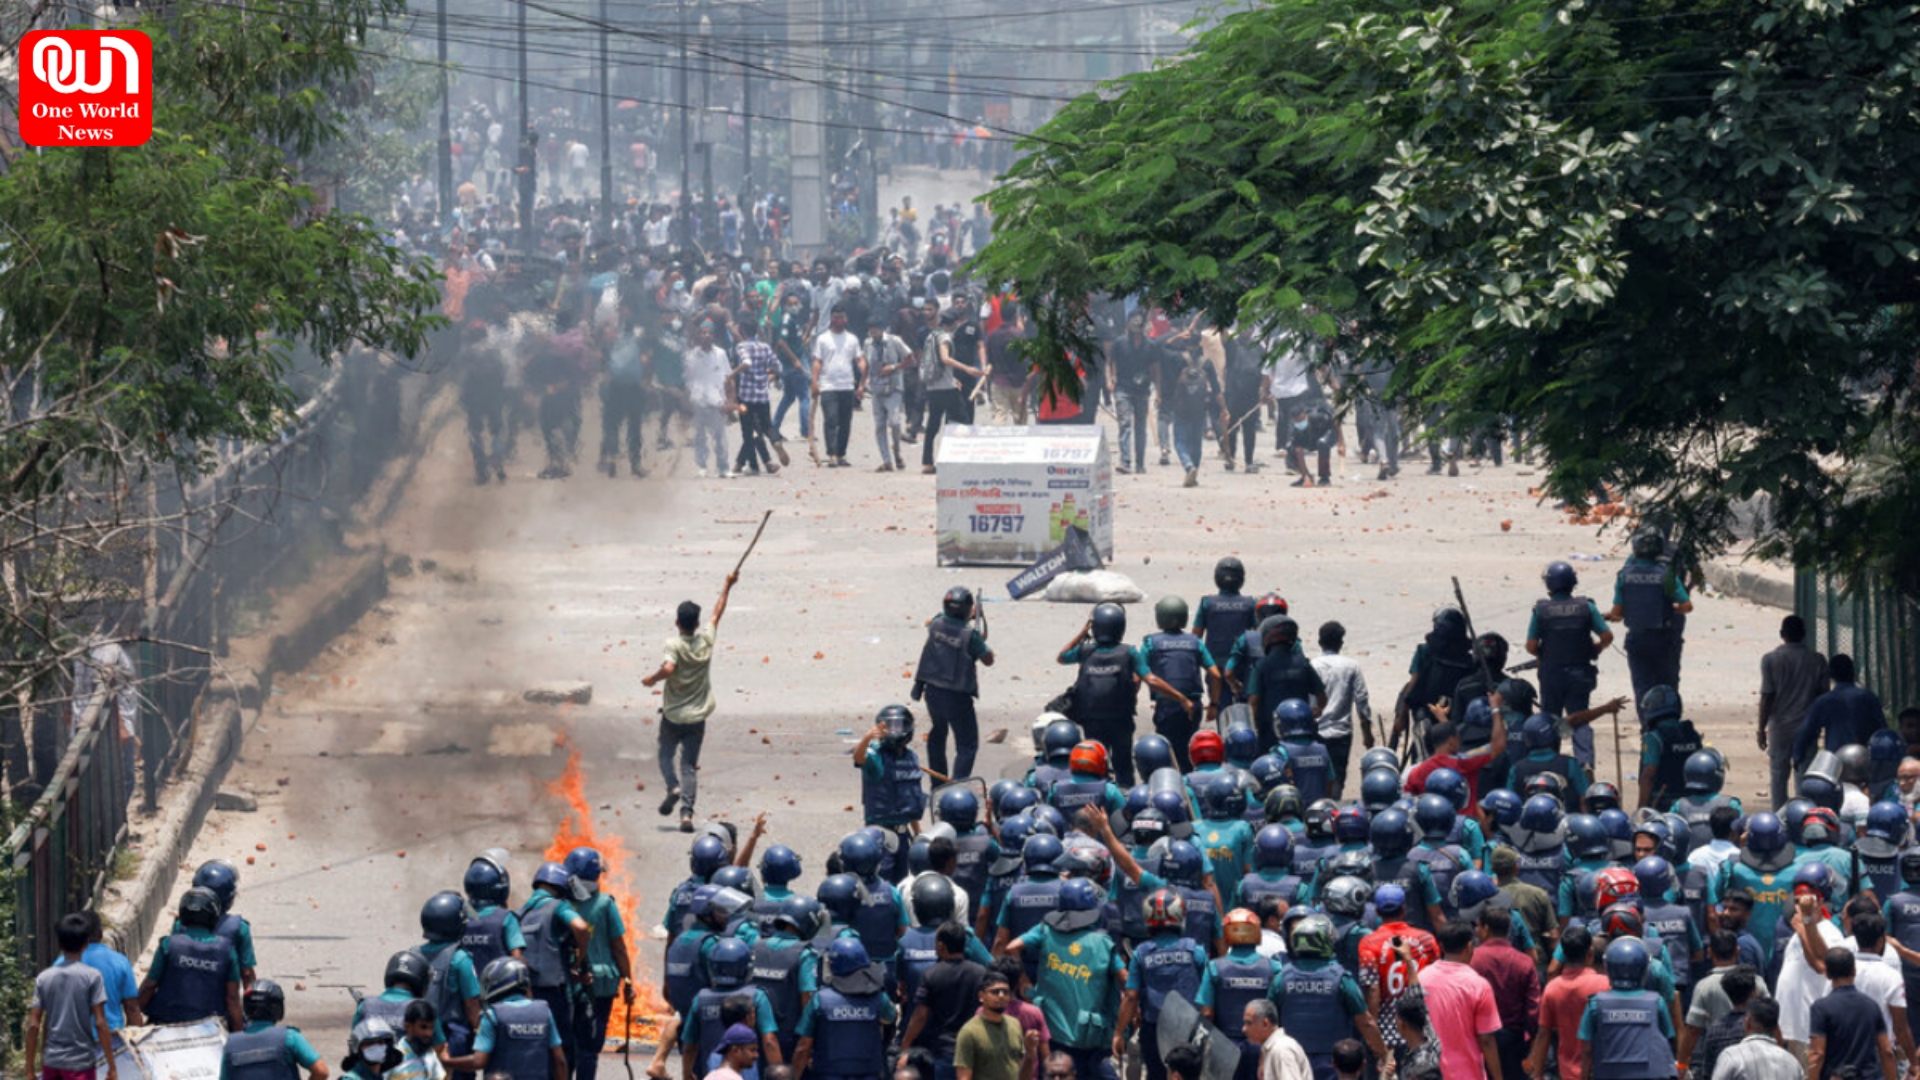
1795,567,1920,715
2,346,418,970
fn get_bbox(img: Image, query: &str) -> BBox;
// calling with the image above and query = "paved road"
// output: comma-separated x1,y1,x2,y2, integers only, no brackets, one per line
147,342,1785,1062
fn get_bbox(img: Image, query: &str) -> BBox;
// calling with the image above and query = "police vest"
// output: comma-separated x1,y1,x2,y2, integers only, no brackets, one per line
1410,637,1473,710
666,877,703,936
810,987,888,1076
147,933,231,1024
1113,870,1155,943
1643,903,1694,986
750,938,807,1032
691,986,750,1068
1863,853,1903,902
1133,936,1203,1024
1381,858,1434,932
1145,632,1204,698
1293,840,1339,882
1586,990,1676,1080
1004,878,1065,941
1534,597,1597,669
1679,863,1713,944
213,913,249,965
1411,845,1467,918
463,906,516,974
751,895,785,932
1074,646,1139,723
1283,739,1333,804
951,831,995,922
1236,872,1302,911
518,895,569,988
1211,953,1277,1041
1568,867,1605,921
1886,890,1920,978
224,1026,299,1080
1617,561,1674,633
915,615,980,696
864,749,927,824
1200,594,1257,660
1674,795,1736,853
853,877,904,961
1276,962,1352,1056
663,927,714,1015
486,998,555,1080
1650,720,1703,808
1027,763,1074,791
1517,847,1568,898
1512,754,1580,802
897,926,940,1005
1178,885,1218,945
1049,778,1110,814
413,944,470,1040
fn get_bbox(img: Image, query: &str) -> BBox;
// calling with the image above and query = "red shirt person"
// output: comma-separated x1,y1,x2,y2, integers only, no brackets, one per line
1405,718,1507,804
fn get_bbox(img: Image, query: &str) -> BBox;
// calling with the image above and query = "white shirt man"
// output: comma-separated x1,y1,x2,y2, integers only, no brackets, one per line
811,325,862,393
1240,1000,1311,1080
1775,909,1844,1046
685,341,732,409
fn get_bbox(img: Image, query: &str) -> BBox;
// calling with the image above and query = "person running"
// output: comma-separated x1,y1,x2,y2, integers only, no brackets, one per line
643,570,739,833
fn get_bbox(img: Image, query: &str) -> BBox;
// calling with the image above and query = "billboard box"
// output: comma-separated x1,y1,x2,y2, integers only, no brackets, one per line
934,424,1114,566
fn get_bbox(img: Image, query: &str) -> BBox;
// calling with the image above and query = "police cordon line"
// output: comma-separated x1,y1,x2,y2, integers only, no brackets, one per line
114,549,1920,1080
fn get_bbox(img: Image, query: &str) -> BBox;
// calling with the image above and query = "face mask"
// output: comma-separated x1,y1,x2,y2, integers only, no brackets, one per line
1292,419,1310,431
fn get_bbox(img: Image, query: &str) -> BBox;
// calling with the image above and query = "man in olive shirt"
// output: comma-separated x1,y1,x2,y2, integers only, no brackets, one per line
957,972,1034,1080
642,569,737,832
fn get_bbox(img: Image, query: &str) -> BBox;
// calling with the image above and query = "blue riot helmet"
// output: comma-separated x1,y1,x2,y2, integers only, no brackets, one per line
1334,804,1372,844
1521,714,1560,752
1224,723,1261,766
1412,794,1455,843
1248,755,1289,795
708,938,753,988
1162,840,1205,887
1058,878,1101,912
1199,772,1245,820
1542,561,1578,594
1639,685,1682,725
1779,799,1814,844
1424,768,1471,813
826,938,872,978
1632,856,1674,902
690,835,729,879
1449,870,1501,918
1253,824,1294,870
1565,814,1610,861
1360,768,1401,813
1275,699,1315,739
1520,795,1566,837
760,845,803,888
1043,720,1083,764
564,847,604,884
711,866,757,899
1370,808,1414,859
1129,807,1172,848
192,860,240,914
1480,789,1523,828
464,852,510,906
1023,834,1065,873
1603,937,1650,991
1091,603,1127,646
999,786,1043,819
419,891,468,943
1863,802,1909,857
838,833,883,879
1597,809,1634,860
1682,750,1725,795
1744,812,1788,857
1360,748,1400,775
1134,734,1176,778
1799,773,1844,814
480,957,532,1004
816,874,865,925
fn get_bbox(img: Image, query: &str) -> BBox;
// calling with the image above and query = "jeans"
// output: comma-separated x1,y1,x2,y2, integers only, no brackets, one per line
820,389,855,459
1115,387,1150,469
923,387,964,466
734,400,775,473
1325,733,1353,799
924,686,978,779
989,382,1028,424
774,366,811,440
1224,402,1260,467
1173,411,1204,470
599,383,646,468
659,720,705,812
690,403,730,471
466,402,508,478
574,994,616,1080
873,390,907,467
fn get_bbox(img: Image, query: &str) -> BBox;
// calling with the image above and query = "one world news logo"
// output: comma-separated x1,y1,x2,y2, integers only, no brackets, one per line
18,30,153,146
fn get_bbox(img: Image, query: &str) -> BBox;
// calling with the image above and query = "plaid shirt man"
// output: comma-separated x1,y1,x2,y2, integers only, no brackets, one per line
734,338,779,403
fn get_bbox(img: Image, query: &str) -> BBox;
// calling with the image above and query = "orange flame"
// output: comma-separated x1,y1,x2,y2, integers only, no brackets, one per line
545,734,670,1046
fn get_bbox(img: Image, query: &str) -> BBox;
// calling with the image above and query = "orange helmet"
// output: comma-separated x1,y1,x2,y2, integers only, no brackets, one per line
1189,730,1225,767
1223,908,1261,948
1593,867,1640,911
1069,740,1110,779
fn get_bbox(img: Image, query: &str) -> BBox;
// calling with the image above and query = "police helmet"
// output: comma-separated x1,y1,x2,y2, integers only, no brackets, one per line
418,890,467,943
1266,785,1305,824
1129,807,1172,848
564,846,605,888
1542,561,1578,594
178,886,222,930
1358,769,1400,813
1224,909,1261,948
1564,814,1610,860
480,957,532,1003
690,835,730,878
1597,808,1633,855
192,860,239,914
1865,801,1909,848
816,874,866,923
1189,729,1226,767
999,786,1044,820
1148,790,1192,830
1370,808,1414,858
1496,677,1538,715
1871,728,1905,764
1521,713,1560,752
1792,861,1836,900
707,938,753,989
1600,901,1645,941
1328,848,1374,884
1254,592,1289,621
1372,883,1409,917
1069,740,1110,780
1449,870,1501,916
1059,878,1102,912
385,949,432,996
937,787,981,831
1248,754,1289,795
1425,768,1471,813
837,833,882,879
1744,812,1788,856
1290,913,1336,959
1274,698,1315,739
1799,773,1844,813
465,851,511,905
1603,936,1650,991
1300,798,1337,841
711,865,758,900
1322,876,1374,919
349,1016,401,1060
1411,794,1455,842
1031,805,1070,839
761,845,803,887
1682,750,1725,795
1639,685,1682,724
1134,734,1176,778
1214,557,1246,592
1630,529,1664,559
243,979,286,1023
1143,888,1187,931
1360,748,1400,775
1524,772,1569,808
1481,789,1523,827
1154,596,1190,632
1335,804,1372,844
1023,834,1065,874
943,586,976,621
1162,840,1205,887
1802,807,1841,846
826,938,872,978
1043,720,1083,763
905,875,955,926
1519,794,1566,836
1223,723,1261,766
1583,781,1622,816
1254,824,1293,870
1091,603,1127,646
1837,743,1871,786
1900,849,1920,889
783,896,825,939
1632,855,1674,901
1199,773,1244,820
877,704,916,749
532,861,574,896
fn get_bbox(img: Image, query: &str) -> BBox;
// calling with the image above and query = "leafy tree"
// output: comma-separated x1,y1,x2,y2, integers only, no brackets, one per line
976,0,1920,594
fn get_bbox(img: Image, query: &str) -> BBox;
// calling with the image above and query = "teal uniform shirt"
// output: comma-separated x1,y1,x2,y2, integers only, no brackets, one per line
1611,558,1690,607
353,988,447,1045
1016,923,1125,1049
577,890,628,998
1557,857,1614,919
1139,636,1219,703
1526,595,1610,642
220,1021,321,1080
1197,817,1256,892
171,915,257,969
1457,818,1491,869
1059,642,1151,675
1521,750,1592,800
471,903,529,953
417,940,483,1005
1125,934,1214,1005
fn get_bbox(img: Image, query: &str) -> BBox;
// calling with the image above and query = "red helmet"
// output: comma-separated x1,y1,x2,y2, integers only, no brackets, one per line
1189,730,1225,767
1599,901,1644,939
1143,888,1188,931
1593,867,1640,911
1254,592,1290,621
1069,740,1110,779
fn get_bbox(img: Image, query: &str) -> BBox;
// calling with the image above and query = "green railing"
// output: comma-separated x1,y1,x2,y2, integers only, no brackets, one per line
4,697,129,967
1795,567,1920,716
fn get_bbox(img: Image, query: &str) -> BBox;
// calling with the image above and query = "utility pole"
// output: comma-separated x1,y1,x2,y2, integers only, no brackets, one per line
517,0,534,254
788,0,824,254
678,0,692,251
741,21,754,216
700,14,716,251
598,0,613,225
436,0,453,224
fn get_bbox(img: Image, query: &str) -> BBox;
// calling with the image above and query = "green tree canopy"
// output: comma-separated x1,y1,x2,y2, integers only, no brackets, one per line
975,0,1920,593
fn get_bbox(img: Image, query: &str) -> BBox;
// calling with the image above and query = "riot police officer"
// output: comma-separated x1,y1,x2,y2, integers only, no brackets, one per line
138,887,242,1029
1670,750,1740,850
1209,909,1279,1045
1510,713,1591,802
409,891,483,1069
467,958,565,1080
913,586,996,780
1274,699,1335,804
1121,889,1213,1080
793,939,896,1080
1144,595,1225,771
564,846,634,1080
1273,913,1384,1078
353,951,435,1049
1395,608,1475,752
1636,685,1703,812
1527,561,1613,767
681,939,779,1075
1578,938,1677,1080
1196,558,1257,706
854,705,929,879
1606,528,1692,712
461,850,526,975
189,859,258,988
935,787,999,926
666,835,731,937
518,862,591,1074
1058,603,1188,786
750,897,818,1064
221,980,325,1080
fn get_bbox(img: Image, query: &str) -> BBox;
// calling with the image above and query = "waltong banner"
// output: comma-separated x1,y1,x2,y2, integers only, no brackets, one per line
1006,525,1104,600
